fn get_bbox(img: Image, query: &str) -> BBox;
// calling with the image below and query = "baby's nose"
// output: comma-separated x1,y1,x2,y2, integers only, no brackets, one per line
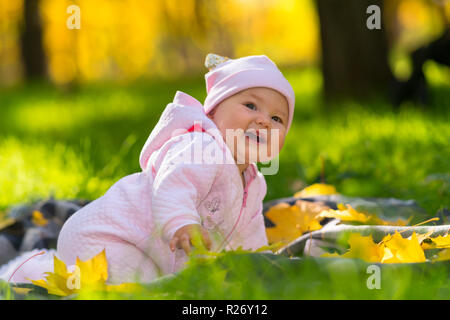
255,114,271,128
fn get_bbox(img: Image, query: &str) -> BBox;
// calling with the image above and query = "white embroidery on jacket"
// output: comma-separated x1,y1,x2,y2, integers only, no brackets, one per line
203,196,224,229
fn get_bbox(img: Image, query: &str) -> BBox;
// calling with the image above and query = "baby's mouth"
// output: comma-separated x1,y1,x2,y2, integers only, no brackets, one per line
244,130,266,144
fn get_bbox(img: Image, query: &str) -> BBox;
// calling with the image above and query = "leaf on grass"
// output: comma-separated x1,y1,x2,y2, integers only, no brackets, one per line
322,233,383,263
29,249,138,297
317,204,372,224
421,233,450,249
380,232,426,263
433,248,450,262
31,270,71,296
293,183,338,198
265,201,323,245
321,231,426,264
317,203,410,226
75,250,108,286
344,233,385,263
31,210,49,227
414,230,435,245
11,287,32,295
0,217,16,230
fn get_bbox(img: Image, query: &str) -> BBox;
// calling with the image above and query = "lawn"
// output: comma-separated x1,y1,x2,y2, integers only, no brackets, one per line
1,65,448,216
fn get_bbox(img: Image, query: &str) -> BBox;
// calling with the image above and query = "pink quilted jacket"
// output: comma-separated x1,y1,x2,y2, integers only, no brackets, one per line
56,91,269,284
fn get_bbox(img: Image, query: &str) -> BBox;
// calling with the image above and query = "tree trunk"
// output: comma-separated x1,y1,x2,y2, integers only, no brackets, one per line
316,0,393,101
20,0,47,80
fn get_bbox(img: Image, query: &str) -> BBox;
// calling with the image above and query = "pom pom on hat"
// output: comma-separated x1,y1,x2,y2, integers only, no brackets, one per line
203,53,295,131
205,53,230,70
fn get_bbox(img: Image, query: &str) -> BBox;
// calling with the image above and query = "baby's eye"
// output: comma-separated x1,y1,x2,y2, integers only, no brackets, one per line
244,103,256,110
272,116,283,123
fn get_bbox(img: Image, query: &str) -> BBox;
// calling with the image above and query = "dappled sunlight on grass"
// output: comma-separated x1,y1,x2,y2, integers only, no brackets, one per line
0,67,448,217
8,91,148,133
0,136,117,210
423,60,450,87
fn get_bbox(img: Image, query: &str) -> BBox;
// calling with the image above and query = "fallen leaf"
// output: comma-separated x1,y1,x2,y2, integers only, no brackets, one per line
32,210,49,227
421,233,450,249
75,250,108,287
317,204,371,224
433,248,450,262
0,217,16,230
317,203,409,226
380,232,426,263
321,231,427,264
30,266,71,296
323,233,384,263
342,233,384,263
29,249,138,296
413,230,434,245
294,183,338,198
265,202,323,245
12,287,33,295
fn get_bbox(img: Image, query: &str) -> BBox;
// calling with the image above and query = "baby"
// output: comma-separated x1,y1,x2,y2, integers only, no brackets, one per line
56,54,295,284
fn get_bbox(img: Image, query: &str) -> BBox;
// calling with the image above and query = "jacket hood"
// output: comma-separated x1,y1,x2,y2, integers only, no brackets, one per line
139,91,220,171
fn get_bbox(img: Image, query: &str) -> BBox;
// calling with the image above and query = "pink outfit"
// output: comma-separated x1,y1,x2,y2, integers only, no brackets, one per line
56,91,269,284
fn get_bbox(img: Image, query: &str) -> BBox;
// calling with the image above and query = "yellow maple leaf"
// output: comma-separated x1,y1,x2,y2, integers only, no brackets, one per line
32,210,49,227
413,230,434,245
317,204,371,224
29,249,137,296
342,233,384,263
317,203,409,226
380,232,426,263
421,233,450,249
321,233,383,263
321,232,426,264
75,250,108,286
265,201,323,245
433,248,450,262
293,183,338,198
30,257,72,296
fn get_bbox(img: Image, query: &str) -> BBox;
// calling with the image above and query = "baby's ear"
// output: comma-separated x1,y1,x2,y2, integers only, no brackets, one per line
205,53,229,71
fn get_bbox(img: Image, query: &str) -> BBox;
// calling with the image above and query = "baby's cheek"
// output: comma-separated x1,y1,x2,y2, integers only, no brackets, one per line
278,128,287,149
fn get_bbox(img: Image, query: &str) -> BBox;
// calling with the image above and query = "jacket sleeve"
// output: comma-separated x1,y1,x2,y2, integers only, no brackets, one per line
151,132,223,243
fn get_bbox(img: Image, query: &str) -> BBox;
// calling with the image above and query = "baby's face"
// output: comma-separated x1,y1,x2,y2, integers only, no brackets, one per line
208,87,289,164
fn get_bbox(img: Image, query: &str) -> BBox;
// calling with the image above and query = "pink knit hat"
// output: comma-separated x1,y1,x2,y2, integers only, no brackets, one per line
203,53,295,131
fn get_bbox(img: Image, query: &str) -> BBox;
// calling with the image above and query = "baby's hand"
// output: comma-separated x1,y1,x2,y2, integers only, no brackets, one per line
169,224,212,255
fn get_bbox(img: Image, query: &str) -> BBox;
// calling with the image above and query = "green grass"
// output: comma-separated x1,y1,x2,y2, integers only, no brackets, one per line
4,253,449,300
0,65,449,216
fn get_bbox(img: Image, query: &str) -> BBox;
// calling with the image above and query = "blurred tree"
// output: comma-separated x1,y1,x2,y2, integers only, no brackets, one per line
390,1,450,106
20,0,47,80
392,28,450,105
316,0,393,101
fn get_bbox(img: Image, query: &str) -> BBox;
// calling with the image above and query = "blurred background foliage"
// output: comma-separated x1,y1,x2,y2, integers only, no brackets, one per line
0,0,449,217
0,0,448,84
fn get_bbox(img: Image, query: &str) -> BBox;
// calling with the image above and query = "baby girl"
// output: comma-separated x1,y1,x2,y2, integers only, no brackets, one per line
56,53,295,284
